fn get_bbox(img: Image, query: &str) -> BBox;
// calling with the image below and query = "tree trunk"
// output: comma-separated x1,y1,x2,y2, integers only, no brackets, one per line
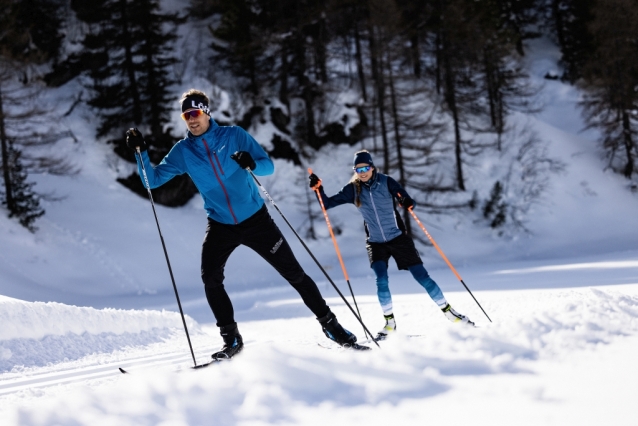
410,34,421,78
435,31,442,95
279,43,290,111
387,59,411,235
119,0,142,126
621,109,635,178
368,28,390,172
295,9,317,148
302,82,317,148
484,48,497,128
484,47,505,150
377,77,390,174
0,85,14,211
144,45,162,138
353,20,368,102
552,0,566,50
387,61,405,187
450,94,465,191
496,71,504,150
442,39,465,190
315,15,328,83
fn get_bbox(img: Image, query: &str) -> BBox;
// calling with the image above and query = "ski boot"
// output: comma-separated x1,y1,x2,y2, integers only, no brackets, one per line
442,304,475,326
375,313,396,341
317,311,358,347
212,322,244,360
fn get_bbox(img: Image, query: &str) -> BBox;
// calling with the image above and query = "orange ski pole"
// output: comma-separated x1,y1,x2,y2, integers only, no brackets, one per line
404,199,492,322
309,168,372,340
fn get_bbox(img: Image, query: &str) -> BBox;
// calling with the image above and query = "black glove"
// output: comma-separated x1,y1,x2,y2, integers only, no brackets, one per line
231,151,256,170
126,128,147,152
309,173,322,190
397,195,415,209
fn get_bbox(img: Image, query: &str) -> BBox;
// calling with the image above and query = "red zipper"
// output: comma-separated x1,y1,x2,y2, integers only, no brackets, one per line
214,152,224,175
202,139,238,224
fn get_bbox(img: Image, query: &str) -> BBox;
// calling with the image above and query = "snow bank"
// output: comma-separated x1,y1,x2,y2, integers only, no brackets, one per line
0,297,198,372
3,286,638,425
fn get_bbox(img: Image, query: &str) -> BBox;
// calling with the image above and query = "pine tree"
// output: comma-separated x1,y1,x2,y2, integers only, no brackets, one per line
1,140,44,232
209,0,344,151
209,0,258,96
72,0,184,155
490,0,540,56
0,0,71,231
579,0,638,179
0,0,65,64
477,0,539,149
0,73,76,231
483,180,507,228
550,0,595,83
71,0,197,206
286,0,333,151
429,0,486,191
328,0,371,101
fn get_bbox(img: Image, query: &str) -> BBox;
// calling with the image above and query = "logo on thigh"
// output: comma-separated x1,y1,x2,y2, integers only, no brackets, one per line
270,237,283,254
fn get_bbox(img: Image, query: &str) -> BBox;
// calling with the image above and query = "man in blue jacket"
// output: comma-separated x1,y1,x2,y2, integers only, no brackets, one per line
126,89,358,359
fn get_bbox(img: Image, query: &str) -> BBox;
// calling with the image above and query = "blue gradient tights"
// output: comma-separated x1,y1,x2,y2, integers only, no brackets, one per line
371,261,448,314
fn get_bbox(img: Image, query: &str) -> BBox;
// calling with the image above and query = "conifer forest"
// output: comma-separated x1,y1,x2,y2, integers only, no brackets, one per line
1,0,637,234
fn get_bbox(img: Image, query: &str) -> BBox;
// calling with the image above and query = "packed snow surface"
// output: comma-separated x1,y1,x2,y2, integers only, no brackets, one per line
1,284,637,425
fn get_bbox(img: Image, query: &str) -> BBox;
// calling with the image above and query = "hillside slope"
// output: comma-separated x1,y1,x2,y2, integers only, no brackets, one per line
0,38,637,322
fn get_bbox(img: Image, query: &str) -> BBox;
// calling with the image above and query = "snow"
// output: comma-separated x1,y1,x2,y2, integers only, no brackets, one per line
1,287,638,425
1,37,638,425
0,297,200,373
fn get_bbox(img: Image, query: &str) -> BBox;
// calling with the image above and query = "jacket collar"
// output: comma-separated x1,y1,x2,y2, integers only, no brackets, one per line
362,170,378,188
186,118,219,141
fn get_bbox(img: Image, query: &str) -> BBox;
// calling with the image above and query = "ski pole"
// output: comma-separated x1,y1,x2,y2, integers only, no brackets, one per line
136,146,203,367
246,166,380,347
405,201,492,322
308,168,371,341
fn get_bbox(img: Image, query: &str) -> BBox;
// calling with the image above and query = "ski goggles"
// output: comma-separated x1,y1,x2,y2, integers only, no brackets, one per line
181,109,206,121
354,165,372,173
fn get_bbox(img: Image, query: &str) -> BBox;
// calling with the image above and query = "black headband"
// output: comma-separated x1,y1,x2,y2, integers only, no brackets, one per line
181,94,211,115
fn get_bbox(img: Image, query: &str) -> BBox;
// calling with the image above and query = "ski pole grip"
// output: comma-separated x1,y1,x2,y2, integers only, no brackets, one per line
308,168,322,190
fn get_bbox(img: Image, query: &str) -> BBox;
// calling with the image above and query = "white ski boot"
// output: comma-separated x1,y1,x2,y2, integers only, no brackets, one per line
442,304,474,326
374,314,396,341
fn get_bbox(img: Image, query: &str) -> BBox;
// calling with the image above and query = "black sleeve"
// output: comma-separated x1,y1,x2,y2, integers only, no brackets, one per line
316,183,356,209
386,176,414,207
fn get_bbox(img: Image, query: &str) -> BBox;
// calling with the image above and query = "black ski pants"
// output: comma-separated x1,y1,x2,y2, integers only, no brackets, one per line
201,205,330,327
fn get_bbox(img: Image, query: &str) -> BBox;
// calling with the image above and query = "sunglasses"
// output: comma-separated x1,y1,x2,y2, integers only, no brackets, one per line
354,165,372,173
181,109,205,121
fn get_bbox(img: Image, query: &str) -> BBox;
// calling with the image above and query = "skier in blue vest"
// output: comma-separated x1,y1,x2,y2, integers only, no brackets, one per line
309,150,473,341
126,89,361,359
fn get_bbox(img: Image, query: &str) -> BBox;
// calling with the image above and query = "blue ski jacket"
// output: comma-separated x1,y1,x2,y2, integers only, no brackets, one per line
135,118,274,224
317,171,413,243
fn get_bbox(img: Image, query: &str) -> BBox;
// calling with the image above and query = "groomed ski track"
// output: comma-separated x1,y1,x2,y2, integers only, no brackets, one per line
0,348,217,396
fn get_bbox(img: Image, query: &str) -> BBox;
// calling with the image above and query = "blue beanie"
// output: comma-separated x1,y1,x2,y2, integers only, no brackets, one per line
353,151,374,168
